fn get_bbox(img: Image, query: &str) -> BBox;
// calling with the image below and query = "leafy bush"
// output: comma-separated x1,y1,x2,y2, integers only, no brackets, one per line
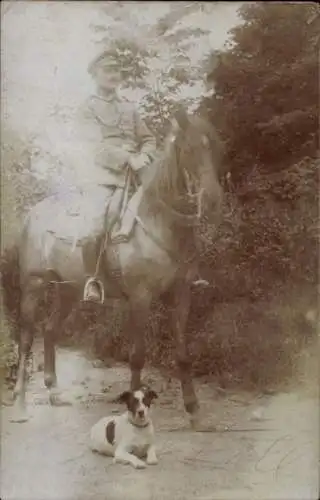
200,3,318,297
205,2,318,181
1,126,48,248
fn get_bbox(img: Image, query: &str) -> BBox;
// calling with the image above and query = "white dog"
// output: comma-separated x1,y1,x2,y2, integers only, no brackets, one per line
89,386,158,469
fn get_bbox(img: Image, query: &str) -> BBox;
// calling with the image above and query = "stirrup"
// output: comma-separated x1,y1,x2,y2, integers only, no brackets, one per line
83,277,105,304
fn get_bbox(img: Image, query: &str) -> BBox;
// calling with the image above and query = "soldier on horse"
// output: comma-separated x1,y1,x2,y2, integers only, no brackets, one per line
2,48,222,424
82,50,207,303
82,51,157,301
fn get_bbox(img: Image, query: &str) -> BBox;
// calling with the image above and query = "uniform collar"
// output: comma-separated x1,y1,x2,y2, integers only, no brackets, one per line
93,90,121,103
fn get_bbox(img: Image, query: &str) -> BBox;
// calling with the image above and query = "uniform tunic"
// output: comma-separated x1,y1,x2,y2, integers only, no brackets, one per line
80,93,156,188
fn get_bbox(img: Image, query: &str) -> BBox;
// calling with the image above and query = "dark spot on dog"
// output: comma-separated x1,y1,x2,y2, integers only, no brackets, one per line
116,390,139,415
142,390,158,407
105,420,115,445
115,391,131,404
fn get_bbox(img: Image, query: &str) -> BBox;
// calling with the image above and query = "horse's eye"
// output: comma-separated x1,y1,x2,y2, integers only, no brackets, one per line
202,135,209,147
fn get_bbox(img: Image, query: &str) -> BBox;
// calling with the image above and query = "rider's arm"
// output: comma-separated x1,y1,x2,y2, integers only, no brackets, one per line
131,110,157,171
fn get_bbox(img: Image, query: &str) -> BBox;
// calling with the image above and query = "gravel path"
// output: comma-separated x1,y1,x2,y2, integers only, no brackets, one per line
1,342,318,500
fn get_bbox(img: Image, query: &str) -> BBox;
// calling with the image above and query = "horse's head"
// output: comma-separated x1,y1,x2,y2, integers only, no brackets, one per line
160,107,224,225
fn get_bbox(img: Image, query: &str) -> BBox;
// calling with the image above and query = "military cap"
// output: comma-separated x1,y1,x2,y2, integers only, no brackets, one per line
88,50,118,76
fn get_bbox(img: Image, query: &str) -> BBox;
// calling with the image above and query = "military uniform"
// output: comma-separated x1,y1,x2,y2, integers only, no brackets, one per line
82,51,207,302
82,53,157,300
86,93,156,191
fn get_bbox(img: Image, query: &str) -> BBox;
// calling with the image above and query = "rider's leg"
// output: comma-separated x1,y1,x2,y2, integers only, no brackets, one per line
111,186,144,244
82,186,123,302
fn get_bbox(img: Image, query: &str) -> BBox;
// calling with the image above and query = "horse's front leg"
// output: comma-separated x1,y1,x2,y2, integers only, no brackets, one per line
171,279,200,428
43,285,71,406
43,307,59,404
128,294,150,391
10,277,43,423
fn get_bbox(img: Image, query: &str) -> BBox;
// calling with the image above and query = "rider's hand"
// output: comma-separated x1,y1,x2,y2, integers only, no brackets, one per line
96,148,130,170
129,153,149,172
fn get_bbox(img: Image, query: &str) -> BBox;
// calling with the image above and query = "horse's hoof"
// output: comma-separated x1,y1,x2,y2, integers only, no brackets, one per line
49,390,72,407
10,406,29,423
189,410,202,430
10,414,29,423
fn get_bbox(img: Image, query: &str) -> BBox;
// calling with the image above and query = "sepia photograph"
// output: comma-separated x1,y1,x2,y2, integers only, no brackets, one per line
1,1,319,499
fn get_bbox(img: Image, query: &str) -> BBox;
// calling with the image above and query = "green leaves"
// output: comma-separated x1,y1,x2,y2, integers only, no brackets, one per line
88,3,217,141
200,3,318,303
206,2,318,180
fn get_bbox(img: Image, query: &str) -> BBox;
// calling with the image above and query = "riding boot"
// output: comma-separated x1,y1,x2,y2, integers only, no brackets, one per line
82,237,104,303
111,186,143,244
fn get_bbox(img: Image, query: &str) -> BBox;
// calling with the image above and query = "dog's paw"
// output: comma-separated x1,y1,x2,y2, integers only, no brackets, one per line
133,459,147,469
146,456,158,465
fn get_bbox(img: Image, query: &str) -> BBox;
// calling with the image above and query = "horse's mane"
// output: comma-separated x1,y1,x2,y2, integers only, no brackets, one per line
143,147,180,206
143,113,224,208
192,114,225,171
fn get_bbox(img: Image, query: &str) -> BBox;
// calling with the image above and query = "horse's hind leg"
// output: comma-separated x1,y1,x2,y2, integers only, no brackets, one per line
11,277,41,423
11,326,33,422
42,281,71,406
170,279,200,428
43,295,58,402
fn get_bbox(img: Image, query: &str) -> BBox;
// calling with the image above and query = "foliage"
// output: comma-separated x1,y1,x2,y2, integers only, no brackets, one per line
200,3,318,295
98,38,151,84
205,2,319,182
1,126,48,248
90,4,212,140
0,316,19,389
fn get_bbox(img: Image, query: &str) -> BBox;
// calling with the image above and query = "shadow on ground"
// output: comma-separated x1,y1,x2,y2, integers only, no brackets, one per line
1,341,318,500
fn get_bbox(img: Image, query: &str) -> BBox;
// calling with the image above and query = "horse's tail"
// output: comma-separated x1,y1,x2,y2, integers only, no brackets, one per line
0,242,22,344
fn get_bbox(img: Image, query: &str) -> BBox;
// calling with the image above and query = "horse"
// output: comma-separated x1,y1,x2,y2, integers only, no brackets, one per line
1,107,224,426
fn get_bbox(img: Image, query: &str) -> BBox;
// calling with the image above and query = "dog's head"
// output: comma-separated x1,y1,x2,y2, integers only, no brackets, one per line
115,386,158,427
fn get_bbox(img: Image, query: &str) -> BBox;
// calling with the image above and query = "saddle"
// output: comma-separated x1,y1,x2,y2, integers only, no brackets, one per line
79,172,140,304
45,169,137,251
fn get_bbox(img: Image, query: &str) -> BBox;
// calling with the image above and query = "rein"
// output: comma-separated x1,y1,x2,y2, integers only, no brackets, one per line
157,188,204,227
134,213,194,266
124,146,205,266
155,139,205,227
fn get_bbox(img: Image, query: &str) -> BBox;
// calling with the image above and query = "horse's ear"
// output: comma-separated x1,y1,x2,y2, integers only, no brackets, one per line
174,107,189,130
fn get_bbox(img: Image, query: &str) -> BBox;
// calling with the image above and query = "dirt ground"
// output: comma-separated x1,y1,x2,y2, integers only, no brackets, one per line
1,340,318,500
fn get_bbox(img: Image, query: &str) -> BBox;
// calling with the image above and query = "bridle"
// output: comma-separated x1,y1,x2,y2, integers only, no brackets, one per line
182,166,205,221
156,137,205,227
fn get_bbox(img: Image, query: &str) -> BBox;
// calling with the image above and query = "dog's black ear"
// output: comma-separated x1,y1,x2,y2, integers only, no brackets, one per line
146,389,158,402
115,391,131,404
